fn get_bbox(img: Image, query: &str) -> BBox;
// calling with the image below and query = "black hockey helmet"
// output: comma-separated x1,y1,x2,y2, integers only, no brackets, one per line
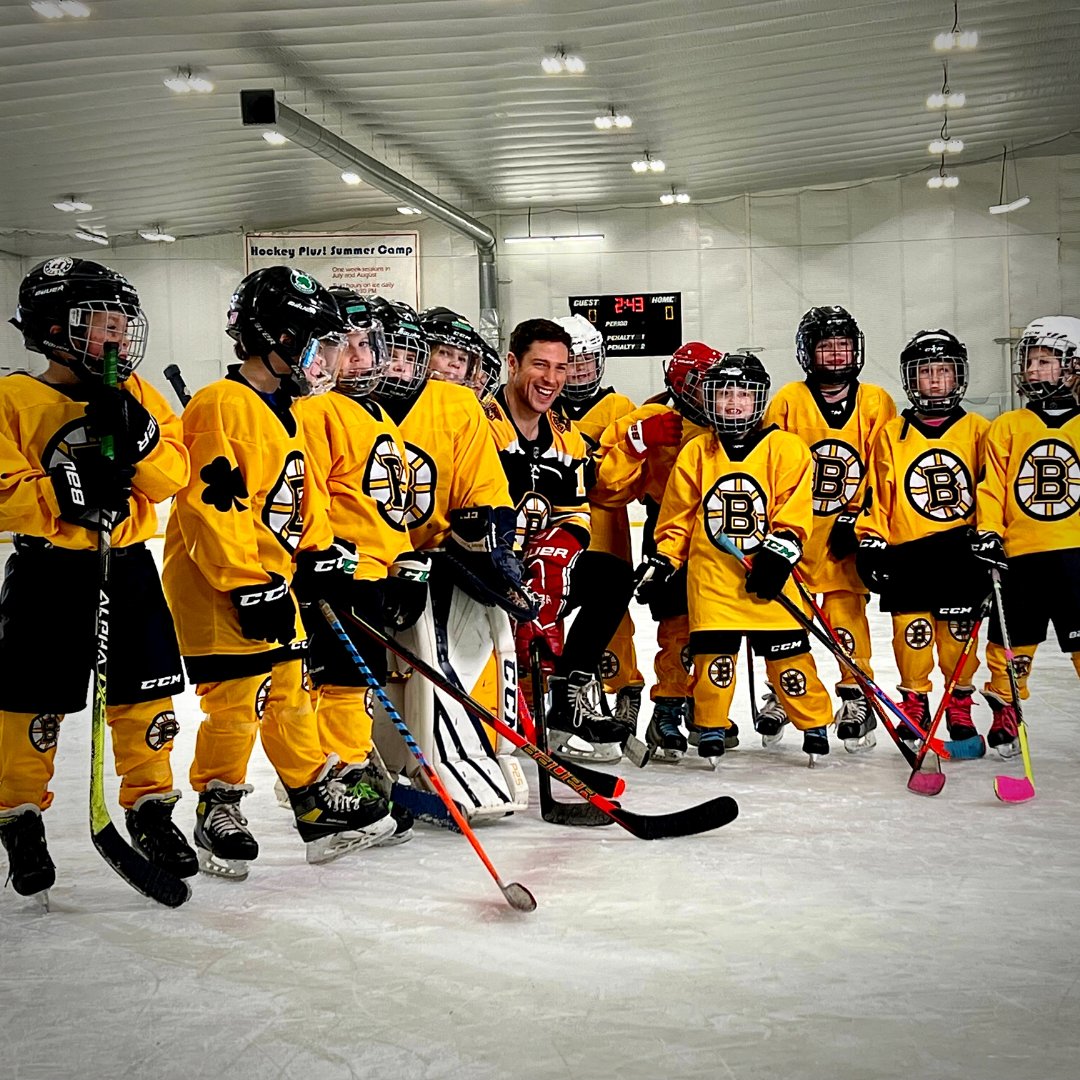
327,287,389,398
473,334,502,403
226,266,345,396
9,256,148,381
374,299,431,398
418,306,482,386
694,352,771,435
796,305,864,384
900,329,969,415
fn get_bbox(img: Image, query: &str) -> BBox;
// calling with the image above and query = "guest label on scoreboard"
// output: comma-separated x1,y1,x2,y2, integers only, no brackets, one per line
568,293,683,357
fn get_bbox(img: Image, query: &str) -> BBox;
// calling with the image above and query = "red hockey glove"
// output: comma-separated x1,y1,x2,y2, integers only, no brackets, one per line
626,411,682,457
514,526,583,672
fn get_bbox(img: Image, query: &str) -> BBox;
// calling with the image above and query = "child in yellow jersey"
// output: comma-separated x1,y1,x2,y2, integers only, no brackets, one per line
163,266,395,878
855,330,990,752
642,353,834,763
0,258,196,897
971,315,1080,757
764,306,895,735
553,314,645,735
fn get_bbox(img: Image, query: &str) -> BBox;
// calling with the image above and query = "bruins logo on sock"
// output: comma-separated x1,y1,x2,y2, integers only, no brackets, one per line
809,439,863,516
364,687,376,715
835,627,856,656
145,711,180,751
1012,655,1033,679
28,713,60,753
600,650,620,680
301,657,312,693
254,675,272,720
948,618,975,641
904,618,933,649
680,644,693,673
703,473,767,554
779,669,807,697
708,656,734,688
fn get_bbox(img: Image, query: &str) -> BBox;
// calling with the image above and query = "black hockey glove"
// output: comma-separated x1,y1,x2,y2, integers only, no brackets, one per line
383,552,431,631
828,511,860,560
291,547,353,609
84,386,160,466
633,553,676,606
48,456,134,530
230,573,295,644
969,530,1008,571
745,532,801,602
855,536,891,594
446,505,538,621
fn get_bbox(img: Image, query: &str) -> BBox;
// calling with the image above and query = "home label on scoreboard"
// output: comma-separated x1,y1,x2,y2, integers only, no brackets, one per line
568,293,683,357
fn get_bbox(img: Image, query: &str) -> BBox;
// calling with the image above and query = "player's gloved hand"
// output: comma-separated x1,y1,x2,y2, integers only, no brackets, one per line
231,573,296,644
48,456,134,530
83,386,160,465
446,506,538,620
383,552,431,630
969,530,1008,571
828,511,860,560
745,532,802,601
626,411,682,457
855,536,891,593
291,547,353,609
633,553,676,606
515,526,583,671
514,619,564,677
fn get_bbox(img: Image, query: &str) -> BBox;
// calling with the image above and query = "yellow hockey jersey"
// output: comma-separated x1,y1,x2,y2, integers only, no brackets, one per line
484,387,591,546
0,371,187,548
859,409,989,546
387,380,512,551
561,387,637,560
977,403,1080,557
763,380,896,592
298,391,412,580
163,369,331,659
655,427,814,632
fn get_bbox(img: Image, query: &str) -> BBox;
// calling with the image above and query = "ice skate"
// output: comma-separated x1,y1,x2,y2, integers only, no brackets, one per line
696,727,727,768
834,686,877,753
983,689,1021,759
944,687,986,757
125,790,198,879
755,685,789,747
546,672,625,764
0,804,56,900
690,716,739,750
897,690,930,748
286,757,396,865
337,757,414,846
273,775,291,810
613,684,643,743
645,697,689,762
194,780,259,880
802,726,830,766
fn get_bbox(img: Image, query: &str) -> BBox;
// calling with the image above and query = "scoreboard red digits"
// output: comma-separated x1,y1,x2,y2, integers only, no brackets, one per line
568,293,682,357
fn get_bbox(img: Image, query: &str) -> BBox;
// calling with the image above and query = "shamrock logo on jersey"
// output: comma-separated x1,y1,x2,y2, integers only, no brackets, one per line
200,456,249,512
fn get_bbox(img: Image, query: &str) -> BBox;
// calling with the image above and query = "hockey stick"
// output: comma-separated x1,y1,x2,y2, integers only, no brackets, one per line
989,569,1035,803
346,612,739,839
319,602,537,911
907,597,991,796
162,364,192,409
88,343,191,908
340,607,624,800
745,639,760,729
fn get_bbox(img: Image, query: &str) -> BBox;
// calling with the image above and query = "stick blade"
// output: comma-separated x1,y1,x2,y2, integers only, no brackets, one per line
502,881,538,912
91,823,191,908
609,795,739,840
540,791,616,827
994,775,1035,803
907,770,947,797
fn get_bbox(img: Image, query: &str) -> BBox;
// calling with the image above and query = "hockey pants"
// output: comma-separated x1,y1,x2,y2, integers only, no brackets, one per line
652,614,692,700
891,612,980,695
818,590,873,689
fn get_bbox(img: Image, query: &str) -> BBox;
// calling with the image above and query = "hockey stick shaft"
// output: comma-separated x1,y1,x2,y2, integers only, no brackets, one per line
319,602,536,911
989,569,1035,801
744,640,759,727
162,364,192,409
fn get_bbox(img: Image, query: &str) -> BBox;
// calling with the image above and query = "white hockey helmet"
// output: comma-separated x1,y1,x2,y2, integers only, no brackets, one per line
554,313,606,402
1014,315,1080,402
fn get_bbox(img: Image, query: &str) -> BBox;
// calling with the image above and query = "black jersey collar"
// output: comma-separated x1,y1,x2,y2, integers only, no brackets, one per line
495,385,554,454
808,380,858,429
1027,400,1080,429
898,406,966,440
559,386,615,421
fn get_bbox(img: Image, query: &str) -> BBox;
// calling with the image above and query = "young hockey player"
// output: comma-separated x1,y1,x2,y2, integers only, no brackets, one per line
485,318,635,762
973,315,1080,756
418,307,484,387
552,314,645,735
643,353,834,762
592,342,722,759
162,266,394,878
855,330,990,750
763,306,896,749
0,257,196,897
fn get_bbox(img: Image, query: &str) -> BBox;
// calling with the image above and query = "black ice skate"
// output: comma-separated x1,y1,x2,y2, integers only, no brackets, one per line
645,697,689,762
755,685,789,747
194,780,259,880
696,727,727,769
125,790,198,879
689,719,739,750
286,757,396,864
613,684,643,745
546,672,626,764
337,756,413,847
0,803,55,900
834,686,877,753
802,726,830,766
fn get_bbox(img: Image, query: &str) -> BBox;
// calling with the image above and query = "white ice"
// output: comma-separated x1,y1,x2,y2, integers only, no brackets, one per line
1,536,1078,1080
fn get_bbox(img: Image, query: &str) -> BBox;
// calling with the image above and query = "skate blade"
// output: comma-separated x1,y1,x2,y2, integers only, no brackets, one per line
548,732,622,764
305,815,398,865
197,848,250,881
761,732,784,749
703,756,722,771
273,777,292,810
623,736,652,769
805,752,829,768
646,746,685,764
374,827,414,848
843,730,878,754
993,739,1022,760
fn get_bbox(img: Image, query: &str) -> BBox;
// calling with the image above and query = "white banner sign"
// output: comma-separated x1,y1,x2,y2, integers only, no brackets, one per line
244,231,420,308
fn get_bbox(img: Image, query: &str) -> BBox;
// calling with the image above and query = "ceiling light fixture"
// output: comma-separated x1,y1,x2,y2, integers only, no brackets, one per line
927,155,959,190
660,188,690,205
341,170,362,185
631,152,666,174
53,197,92,213
163,66,214,94
262,130,288,145
988,144,1031,214
30,1,90,18
541,46,585,75
396,206,422,215
594,107,632,130
926,62,966,109
74,229,109,245
933,2,978,50
928,113,963,155
503,234,604,244
139,227,176,243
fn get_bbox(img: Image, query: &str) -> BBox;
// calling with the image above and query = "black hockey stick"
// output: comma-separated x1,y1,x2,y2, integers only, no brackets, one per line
346,613,739,839
89,344,191,908
162,364,192,409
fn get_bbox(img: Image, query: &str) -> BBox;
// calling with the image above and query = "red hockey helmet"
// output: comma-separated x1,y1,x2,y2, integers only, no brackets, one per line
664,342,725,424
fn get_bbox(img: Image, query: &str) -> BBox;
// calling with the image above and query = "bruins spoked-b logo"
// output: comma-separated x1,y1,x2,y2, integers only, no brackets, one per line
703,474,768,554
681,645,693,674
516,493,552,548
1013,439,1080,522
905,449,974,523
948,618,975,642
363,434,409,531
904,618,934,649
1012,654,1032,680
364,687,376,715
600,651,620,680
779,669,807,697
264,450,306,552
28,713,61,753
386,441,436,531
708,656,734,688
145,711,180,751
809,439,863,517
835,627,856,656
254,675,272,721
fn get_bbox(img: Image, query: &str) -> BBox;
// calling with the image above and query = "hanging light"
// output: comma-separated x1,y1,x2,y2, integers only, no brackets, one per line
163,66,214,94
341,171,362,185
933,2,978,50
53,197,93,213
595,107,632,130
631,152,666,173
74,228,109,245
541,47,586,74
262,130,288,145
988,144,1031,213
926,62,966,109
139,227,176,243
927,155,959,190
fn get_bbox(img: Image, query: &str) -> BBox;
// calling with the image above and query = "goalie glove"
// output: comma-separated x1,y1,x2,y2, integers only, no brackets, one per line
855,536,892,593
383,552,431,631
828,511,860,560
445,505,538,620
745,532,801,601
633,553,677,606
230,573,296,644
626,410,682,457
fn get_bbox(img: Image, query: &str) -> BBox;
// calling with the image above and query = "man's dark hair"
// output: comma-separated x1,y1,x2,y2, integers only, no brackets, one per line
509,318,572,361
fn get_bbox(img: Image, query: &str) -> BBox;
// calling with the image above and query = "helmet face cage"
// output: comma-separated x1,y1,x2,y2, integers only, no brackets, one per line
664,344,724,425
472,340,502,402
375,304,431,399
1013,317,1080,402
695,357,770,435
900,333,968,415
293,331,346,397
796,307,865,384
335,321,389,398
67,300,149,381
555,314,606,402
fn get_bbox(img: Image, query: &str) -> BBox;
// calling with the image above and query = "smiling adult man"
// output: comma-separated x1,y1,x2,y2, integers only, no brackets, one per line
484,319,633,762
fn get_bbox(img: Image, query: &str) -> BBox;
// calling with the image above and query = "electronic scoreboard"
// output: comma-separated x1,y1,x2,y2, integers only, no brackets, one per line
568,293,683,357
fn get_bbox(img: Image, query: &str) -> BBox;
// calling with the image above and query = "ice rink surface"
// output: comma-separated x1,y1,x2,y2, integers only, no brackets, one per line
1,539,1078,1080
